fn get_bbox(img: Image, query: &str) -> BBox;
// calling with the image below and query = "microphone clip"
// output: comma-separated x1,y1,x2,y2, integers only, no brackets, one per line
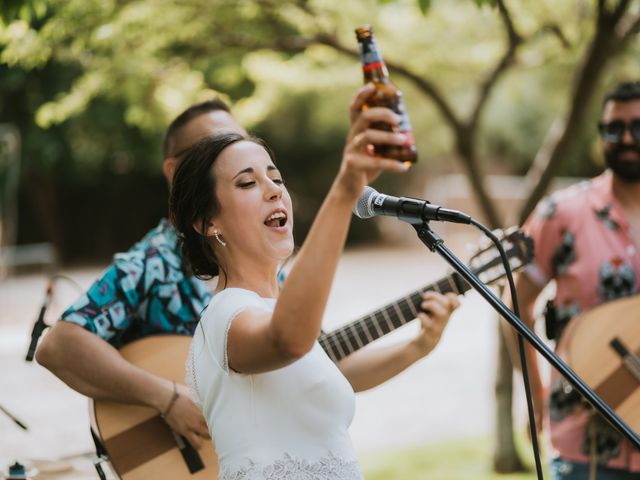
25,280,53,362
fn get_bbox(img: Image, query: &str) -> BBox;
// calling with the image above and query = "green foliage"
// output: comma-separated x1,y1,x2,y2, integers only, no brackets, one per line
417,0,431,15
2,0,639,258
0,0,50,25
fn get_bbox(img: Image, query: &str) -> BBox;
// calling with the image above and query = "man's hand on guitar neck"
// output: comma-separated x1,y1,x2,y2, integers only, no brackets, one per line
159,381,210,449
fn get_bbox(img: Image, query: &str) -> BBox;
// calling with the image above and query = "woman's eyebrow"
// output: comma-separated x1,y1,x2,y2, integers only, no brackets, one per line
233,165,279,179
233,167,254,179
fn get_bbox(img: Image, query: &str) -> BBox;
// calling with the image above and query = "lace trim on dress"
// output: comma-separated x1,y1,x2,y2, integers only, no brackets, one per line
219,452,363,480
185,338,202,408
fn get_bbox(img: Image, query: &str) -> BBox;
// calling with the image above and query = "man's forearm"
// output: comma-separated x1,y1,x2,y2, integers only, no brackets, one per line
36,321,172,411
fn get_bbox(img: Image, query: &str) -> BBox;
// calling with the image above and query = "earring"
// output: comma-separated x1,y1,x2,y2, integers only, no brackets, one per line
214,230,227,247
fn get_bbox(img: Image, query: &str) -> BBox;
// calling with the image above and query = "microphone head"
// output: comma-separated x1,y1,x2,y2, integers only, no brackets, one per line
353,186,378,219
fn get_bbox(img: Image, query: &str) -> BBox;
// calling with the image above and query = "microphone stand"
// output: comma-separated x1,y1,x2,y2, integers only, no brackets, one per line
412,221,640,450
0,403,28,430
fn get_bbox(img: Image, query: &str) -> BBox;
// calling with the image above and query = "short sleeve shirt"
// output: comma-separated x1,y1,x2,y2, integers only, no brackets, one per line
61,219,212,348
523,171,640,470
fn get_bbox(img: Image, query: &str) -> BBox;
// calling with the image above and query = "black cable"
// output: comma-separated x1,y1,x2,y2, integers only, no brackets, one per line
25,273,85,361
470,218,544,479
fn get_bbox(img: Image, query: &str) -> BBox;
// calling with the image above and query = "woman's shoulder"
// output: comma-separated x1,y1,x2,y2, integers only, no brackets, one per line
202,288,274,321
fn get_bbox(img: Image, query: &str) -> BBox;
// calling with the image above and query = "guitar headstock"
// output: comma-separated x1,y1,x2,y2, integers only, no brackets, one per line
467,227,534,286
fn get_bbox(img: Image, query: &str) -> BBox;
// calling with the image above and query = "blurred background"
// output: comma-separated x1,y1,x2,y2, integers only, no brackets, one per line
1,0,639,478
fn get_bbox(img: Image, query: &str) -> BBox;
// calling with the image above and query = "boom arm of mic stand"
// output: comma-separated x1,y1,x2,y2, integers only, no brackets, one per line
413,222,640,450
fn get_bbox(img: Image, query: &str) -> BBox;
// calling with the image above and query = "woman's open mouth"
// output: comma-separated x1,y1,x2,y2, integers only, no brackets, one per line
264,210,288,229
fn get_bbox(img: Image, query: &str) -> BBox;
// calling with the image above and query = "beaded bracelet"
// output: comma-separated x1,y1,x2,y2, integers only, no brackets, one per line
161,381,180,418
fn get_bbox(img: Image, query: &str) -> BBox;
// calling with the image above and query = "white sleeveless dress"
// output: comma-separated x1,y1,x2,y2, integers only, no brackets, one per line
186,288,363,480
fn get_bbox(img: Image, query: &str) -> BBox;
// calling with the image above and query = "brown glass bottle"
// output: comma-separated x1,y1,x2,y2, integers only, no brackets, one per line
355,25,417,165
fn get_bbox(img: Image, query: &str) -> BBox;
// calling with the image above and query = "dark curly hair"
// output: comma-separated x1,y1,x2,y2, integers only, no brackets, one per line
602,81,640,108
169,132,274,280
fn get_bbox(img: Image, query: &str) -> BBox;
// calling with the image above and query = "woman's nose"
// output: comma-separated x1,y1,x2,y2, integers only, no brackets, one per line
266,180,282,200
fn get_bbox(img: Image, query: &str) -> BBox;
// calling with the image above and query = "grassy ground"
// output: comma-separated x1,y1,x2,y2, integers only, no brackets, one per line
362,435,547,480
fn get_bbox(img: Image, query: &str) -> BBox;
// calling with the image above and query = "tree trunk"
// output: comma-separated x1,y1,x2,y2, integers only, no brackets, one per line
518,25,617,224
493,319,526,472
456,132,502,229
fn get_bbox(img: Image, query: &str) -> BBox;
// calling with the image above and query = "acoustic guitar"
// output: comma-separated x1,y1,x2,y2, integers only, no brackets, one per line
557,294,640,435
89,336,218,479
90,228,533,478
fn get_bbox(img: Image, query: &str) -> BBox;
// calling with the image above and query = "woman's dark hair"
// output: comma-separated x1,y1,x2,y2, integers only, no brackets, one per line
169,132,274,279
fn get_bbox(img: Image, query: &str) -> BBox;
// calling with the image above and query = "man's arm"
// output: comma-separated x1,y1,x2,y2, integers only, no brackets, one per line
37,321,171,404
36,245,211,448
37,321,209,448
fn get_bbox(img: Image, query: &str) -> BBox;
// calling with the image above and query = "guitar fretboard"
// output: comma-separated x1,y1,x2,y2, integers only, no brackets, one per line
318,273,470,363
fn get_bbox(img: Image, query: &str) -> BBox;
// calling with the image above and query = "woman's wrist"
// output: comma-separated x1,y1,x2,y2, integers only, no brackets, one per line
328,175,364,208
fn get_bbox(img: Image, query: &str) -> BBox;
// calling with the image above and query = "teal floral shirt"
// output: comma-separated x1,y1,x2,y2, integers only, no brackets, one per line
61,219,212,348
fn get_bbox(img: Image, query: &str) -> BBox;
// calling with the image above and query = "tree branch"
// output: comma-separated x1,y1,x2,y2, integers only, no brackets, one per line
496,0,521,46
621,15,640,44
468,0,522,131
539,23,572,49
611,0,632,26
597,0,606,17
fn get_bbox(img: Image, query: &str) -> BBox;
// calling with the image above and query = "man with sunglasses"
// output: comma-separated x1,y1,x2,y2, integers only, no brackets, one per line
514,81,640,479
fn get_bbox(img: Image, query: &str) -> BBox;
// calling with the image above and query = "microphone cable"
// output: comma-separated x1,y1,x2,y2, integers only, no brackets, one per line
469,218,544,480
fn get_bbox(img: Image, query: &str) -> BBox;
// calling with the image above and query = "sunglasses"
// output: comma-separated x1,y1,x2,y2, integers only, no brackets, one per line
598,119,640,143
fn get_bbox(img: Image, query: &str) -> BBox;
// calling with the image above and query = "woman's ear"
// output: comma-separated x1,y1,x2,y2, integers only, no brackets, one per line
192,218,217,237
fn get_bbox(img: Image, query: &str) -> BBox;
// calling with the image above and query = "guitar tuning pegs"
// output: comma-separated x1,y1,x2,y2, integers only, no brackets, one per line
491,229,504,240
477,235,492,250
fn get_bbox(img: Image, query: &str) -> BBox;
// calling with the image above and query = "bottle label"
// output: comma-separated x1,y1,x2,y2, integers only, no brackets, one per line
393,95,415,144
358,38,384,67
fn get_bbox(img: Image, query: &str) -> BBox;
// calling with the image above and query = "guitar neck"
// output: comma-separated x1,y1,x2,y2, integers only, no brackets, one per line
319,272,470,363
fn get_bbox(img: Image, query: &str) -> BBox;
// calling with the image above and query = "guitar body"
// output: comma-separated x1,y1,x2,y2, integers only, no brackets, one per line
558,295,640,435
89,335,218,479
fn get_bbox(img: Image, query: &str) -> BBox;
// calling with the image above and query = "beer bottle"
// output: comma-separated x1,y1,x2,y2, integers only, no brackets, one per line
355,25,417,165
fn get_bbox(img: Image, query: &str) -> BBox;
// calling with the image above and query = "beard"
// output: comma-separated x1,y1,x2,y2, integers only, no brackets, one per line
604,144,640,183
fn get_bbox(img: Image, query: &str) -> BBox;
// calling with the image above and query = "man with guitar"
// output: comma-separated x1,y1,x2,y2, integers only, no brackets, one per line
35,86,459,463
36,99,245,450
514,81,640,479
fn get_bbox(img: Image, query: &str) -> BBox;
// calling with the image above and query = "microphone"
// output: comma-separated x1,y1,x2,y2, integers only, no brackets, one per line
25,280,53,362
353,186,471,225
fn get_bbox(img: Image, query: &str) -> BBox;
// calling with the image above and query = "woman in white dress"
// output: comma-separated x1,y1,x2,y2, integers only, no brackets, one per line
169,86,459,479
